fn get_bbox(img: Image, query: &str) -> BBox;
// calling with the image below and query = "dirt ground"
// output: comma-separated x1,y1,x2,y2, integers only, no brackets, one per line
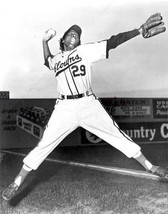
0,144,168,214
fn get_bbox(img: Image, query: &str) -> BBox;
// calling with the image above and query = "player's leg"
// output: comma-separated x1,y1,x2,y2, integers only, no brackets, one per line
2,164,32,201
80,97,141,158
80,97,168,178
2,99,78,200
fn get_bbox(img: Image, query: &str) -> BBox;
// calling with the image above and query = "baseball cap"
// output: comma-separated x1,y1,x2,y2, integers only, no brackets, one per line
63,25,82,39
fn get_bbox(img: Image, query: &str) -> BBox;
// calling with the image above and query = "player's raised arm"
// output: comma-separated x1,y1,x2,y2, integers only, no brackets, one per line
42,29,56,67
107,13,166,53
107,29,140,51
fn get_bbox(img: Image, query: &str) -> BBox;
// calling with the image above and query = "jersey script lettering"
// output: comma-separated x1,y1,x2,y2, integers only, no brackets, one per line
55,51,82,76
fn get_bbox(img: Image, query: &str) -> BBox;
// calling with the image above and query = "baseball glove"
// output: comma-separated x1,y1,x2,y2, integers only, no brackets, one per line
141,13,166,38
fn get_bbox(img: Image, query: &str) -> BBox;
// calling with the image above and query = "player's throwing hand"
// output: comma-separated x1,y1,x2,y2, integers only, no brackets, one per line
43,28,56,42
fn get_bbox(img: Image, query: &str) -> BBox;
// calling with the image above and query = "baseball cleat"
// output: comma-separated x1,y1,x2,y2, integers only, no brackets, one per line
150,166,168,179
2,182,19,201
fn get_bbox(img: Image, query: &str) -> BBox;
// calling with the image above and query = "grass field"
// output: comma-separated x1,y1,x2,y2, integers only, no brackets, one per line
0,144,168,214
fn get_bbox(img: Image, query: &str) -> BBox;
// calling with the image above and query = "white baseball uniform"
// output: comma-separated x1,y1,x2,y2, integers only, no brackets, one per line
23,40,140,170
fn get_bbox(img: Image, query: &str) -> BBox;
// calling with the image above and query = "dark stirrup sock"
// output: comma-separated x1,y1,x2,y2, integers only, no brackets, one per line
133,151,153,171
14,164,32,186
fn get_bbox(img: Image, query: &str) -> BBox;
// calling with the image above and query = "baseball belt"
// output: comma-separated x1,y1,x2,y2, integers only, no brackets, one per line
60,91,93,99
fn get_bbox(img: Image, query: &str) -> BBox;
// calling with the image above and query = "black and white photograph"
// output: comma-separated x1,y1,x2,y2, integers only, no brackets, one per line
0,0,168,213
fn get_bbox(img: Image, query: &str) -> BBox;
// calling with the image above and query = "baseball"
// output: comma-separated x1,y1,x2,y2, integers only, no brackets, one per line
47,28,56,37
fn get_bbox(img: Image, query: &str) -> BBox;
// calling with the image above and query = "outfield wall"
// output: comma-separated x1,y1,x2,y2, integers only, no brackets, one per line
0,98,167,149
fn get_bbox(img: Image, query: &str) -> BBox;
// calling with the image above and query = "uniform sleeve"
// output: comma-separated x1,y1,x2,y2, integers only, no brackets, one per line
44,55,56,70
82,40,108,64
107,29,140,51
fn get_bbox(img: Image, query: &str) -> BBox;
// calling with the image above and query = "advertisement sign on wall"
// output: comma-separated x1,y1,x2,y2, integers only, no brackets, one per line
153,98,168,119
0,99,81,149
81,122,168,145
82,98,168,145
16,105,52,139
101,98,152,121
0,98,168,148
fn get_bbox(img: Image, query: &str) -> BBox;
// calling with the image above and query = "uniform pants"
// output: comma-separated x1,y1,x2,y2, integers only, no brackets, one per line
23,95,141,170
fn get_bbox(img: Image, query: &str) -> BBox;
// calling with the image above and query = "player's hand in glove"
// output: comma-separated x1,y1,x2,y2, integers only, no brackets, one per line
43,28,56,42
139,13,166,38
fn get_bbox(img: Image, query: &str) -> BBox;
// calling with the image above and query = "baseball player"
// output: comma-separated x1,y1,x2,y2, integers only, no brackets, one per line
2,13,168,201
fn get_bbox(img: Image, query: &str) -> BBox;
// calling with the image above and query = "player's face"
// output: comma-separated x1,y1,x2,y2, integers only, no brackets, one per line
63,30,80,51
